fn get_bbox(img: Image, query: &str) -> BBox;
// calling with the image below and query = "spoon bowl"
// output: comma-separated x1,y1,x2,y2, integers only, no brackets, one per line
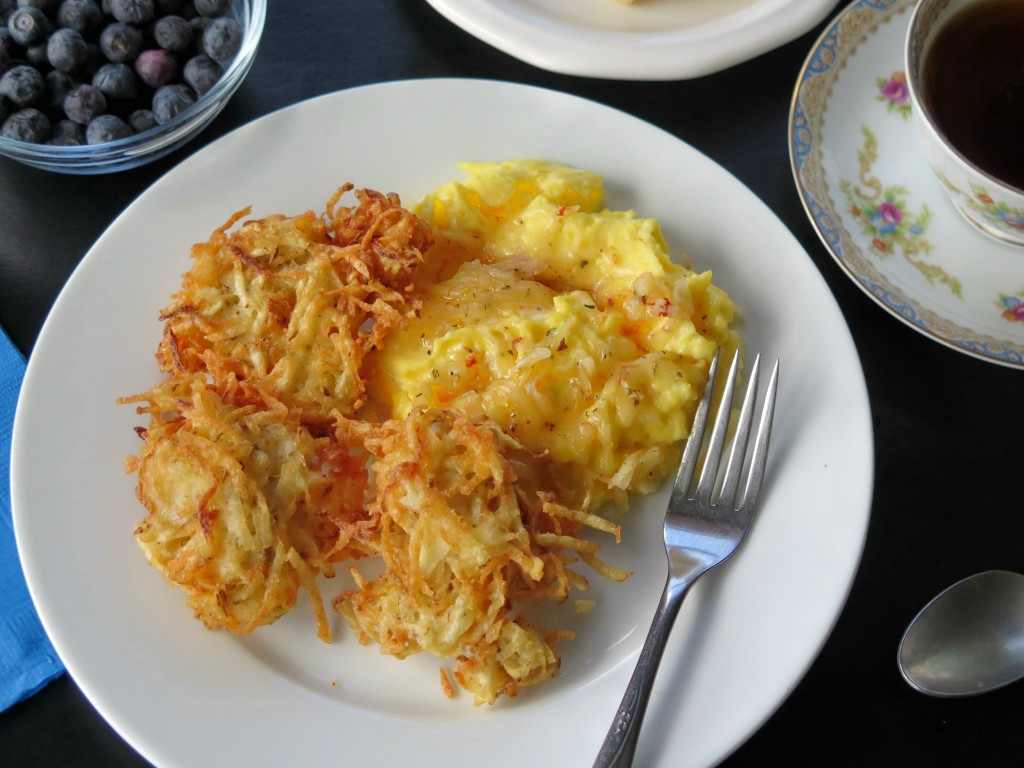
898,570,1024,697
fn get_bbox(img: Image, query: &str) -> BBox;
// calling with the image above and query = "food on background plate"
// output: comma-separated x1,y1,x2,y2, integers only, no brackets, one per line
120,159,738,704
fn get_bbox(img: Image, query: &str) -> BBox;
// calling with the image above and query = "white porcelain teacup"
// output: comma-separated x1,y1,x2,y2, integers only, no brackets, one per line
906,0,1024,246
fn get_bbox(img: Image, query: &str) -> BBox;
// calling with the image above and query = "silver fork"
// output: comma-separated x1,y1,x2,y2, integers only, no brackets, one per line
593,349,779,768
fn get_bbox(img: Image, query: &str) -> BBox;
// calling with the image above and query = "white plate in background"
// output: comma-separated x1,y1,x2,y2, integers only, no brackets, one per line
422,0,839,79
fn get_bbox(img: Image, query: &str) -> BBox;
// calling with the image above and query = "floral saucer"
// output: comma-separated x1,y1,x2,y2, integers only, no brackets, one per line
790,0,1024,368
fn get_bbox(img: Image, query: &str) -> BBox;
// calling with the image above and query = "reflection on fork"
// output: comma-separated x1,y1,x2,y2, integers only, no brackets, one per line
593,349,779,768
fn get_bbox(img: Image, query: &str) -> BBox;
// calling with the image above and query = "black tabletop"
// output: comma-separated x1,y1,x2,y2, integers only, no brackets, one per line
2,1,1022,766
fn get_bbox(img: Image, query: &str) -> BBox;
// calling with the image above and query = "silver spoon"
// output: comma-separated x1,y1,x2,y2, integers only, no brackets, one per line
898,570,1024,697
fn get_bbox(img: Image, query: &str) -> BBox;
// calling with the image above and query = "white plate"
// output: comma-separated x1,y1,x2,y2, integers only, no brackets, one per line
12,79,872,768
790,0,1024,368
423,0,839,80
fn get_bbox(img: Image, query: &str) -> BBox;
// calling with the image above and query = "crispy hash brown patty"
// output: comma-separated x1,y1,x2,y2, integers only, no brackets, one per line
121,167,733,706
121,186,431,642
336,407,625,705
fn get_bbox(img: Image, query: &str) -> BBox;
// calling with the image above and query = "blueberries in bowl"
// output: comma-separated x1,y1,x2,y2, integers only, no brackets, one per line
127,106,154,131
47,116,85,144
152,14,191,50
110,0,154,25
0,64,45,107
84,111,129,142
46,27,89,72
63,82,106,123
1,106,49,141
92,61,140,102
56,0,104,37
8,8,51,47
151,81,191,123
201,16,239,64
193,0,230,17
98,21,142,62
182,52,218,95
0,0,250,147
134,47,177,87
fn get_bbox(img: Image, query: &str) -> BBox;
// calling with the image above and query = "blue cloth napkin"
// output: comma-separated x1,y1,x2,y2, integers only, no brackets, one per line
0,324,63,711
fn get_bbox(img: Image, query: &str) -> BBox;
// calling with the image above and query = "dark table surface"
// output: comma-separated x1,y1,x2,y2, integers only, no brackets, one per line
2,0,1022,765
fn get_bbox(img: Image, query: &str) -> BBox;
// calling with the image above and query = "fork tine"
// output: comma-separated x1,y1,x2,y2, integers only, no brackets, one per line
718,353,762,507
738,358,779,513
694,349,741,502
670,349,720,503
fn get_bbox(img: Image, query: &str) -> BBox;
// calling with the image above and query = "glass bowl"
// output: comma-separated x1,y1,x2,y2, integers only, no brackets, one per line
0,0,266,175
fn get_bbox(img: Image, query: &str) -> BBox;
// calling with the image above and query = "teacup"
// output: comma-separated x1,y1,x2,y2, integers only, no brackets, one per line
906,0,1024,246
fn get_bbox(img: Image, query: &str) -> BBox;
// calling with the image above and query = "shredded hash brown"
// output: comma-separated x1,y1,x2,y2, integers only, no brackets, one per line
121,170,730,706
122,187,428,643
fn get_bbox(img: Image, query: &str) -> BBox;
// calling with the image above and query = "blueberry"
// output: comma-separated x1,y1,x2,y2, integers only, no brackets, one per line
47,116,83,143
192,0,227,17
8,7,49,46
44,67,74,111
127,105,152,131
63,81,104,123
201,16,238,65
85,111,129,142
0,64,43,106
57,0,105,37
150,81,190,123
99,21,141,62
1,106,49,141
152,14,190,51
47,27,89,72
182,52,217,94
134,47,175,87
92,60,137,101
110,0,153,24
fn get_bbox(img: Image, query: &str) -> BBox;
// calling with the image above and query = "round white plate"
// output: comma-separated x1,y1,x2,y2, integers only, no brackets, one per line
423,0,839,80
791,0,1024,368
12,79,872,768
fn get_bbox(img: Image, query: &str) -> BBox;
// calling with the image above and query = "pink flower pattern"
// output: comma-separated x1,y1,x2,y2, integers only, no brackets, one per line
876,71,911,118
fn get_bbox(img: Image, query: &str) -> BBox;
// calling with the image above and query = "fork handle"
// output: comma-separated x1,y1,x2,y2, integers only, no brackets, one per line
592,576,694,768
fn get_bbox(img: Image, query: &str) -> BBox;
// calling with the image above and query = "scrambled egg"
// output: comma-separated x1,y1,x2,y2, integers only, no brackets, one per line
367,159,738,508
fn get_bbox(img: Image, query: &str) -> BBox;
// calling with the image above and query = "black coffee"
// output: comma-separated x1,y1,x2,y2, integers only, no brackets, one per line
922,0,1024,190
